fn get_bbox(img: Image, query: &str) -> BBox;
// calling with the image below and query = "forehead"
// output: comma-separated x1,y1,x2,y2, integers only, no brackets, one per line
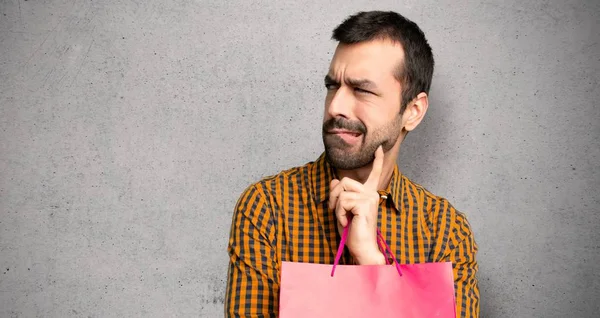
328,39,404,82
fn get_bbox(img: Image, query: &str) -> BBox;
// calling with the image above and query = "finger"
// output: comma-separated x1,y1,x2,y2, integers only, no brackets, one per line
335,191,362,219
337,214,353,237
328,179,340,211
335,196,359,228
330,179,340,198
338,190,361,202
336,196,374,229
364,145,384,190
328,177,364,211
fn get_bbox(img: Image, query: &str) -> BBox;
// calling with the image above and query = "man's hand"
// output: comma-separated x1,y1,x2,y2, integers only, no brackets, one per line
328,146,386,265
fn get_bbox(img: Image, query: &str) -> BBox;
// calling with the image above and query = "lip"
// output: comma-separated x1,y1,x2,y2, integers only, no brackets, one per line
327,129,363,144
328,129,362,136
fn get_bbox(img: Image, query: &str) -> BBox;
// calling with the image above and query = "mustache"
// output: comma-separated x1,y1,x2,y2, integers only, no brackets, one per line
322,118,367,134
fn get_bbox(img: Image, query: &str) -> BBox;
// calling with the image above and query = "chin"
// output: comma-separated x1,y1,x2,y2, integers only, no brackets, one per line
325,148,370,170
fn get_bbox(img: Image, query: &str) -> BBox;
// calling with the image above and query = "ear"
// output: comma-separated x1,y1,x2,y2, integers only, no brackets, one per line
402,92,429,132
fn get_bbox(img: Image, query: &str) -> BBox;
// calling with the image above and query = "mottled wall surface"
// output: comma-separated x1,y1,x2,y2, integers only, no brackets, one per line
1,0,598,317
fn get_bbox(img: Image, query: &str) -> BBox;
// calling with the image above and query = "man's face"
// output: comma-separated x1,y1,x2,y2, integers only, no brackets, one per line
322,39,405,170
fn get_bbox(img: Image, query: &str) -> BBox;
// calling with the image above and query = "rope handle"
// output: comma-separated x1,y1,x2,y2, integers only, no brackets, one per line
331,226,403,277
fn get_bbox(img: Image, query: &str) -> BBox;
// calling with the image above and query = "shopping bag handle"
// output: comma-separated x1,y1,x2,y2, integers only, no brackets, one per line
331,226,403,277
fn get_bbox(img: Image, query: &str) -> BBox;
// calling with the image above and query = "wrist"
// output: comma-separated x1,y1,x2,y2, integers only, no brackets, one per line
353,250,386,265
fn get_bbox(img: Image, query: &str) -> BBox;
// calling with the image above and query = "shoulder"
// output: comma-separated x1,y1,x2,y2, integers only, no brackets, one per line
402,175,473,237
235,159,316,209
258,162,310,192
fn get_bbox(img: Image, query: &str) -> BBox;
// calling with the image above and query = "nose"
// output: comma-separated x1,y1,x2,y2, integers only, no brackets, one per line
326,87,354,119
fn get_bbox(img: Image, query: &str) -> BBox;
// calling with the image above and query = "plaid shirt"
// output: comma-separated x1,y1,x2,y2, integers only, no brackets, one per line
225,153,479,317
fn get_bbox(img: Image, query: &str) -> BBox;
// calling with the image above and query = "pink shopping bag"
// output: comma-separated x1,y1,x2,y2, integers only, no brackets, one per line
279,227,456,317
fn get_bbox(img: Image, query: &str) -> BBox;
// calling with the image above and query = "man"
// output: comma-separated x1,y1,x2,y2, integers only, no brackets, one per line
225,11,479,317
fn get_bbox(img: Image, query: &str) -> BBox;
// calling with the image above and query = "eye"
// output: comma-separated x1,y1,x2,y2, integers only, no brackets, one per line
325,83,339,91
354,87,372,95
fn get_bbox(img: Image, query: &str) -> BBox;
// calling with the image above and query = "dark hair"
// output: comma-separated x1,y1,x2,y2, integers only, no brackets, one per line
332,11,434,113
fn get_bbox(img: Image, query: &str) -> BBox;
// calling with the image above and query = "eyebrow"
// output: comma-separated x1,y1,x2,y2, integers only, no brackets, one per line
324,74,338,85
324,74,378,91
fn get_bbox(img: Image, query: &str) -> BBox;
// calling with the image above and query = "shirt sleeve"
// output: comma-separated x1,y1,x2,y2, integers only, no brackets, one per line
225,184,279,318
442,210,480,318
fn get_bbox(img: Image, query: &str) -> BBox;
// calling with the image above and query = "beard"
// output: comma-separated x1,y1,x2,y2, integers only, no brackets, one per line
322,115,403,170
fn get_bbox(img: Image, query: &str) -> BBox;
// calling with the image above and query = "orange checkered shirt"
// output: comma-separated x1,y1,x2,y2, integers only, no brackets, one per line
225,153,479,317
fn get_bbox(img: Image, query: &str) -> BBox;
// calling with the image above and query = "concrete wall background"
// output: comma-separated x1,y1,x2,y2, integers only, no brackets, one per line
1,0,598,317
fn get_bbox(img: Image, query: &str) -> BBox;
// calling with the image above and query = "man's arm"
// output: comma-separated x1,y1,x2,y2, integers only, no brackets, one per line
441,210,480,318
225,184,279,317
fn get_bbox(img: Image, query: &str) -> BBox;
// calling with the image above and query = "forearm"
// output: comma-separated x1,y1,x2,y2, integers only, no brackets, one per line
225,184,279,317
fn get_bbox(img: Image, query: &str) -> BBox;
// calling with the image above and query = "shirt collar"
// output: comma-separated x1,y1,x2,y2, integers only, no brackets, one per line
311,152,403,212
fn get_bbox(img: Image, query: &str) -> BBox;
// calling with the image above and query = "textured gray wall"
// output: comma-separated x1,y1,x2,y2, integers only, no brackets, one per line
1,0,598,317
